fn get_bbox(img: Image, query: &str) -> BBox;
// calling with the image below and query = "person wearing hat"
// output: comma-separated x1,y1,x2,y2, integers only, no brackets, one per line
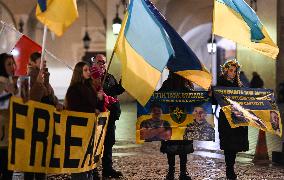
216,59,249,180
91,54,124,178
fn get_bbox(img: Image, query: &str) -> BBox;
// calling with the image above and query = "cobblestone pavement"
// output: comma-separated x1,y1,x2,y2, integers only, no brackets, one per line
42,141,284,180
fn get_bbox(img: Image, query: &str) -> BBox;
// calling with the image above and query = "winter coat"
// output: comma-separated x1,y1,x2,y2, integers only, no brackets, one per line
28,66,59,106
65,82,103,113
158,75,194,155
102,73,124,146
216,75,249,152
0,76,10,148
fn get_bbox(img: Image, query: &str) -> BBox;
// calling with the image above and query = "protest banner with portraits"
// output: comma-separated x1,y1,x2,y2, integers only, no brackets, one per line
136,91,214,143
8,97,109,173
214,87,282,136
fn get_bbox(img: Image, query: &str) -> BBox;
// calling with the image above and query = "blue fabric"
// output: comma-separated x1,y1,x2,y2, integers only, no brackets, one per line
37,0,47,12
124,0,174,72
217,0,265,42
144,0,203,72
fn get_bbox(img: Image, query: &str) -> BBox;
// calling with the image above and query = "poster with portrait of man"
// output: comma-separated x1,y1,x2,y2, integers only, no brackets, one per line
136,91,214,143
214,87,282,137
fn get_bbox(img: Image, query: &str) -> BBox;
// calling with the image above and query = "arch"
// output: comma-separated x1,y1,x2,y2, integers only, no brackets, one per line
0,1,17,28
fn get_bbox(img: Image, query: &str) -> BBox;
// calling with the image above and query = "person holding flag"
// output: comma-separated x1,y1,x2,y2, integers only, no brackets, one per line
216,59,249,180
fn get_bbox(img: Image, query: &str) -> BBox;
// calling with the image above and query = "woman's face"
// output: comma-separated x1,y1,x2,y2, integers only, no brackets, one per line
5,57,16,76
82,65,90,79
227,66,237,81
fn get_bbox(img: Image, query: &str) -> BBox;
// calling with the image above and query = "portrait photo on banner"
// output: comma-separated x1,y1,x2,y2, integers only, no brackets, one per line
136,91,215,143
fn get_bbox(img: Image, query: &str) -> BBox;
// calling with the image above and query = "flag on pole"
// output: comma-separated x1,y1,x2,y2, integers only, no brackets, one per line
213,0,279,59
115,0,212,105
0,21,64,76
36,0,79,36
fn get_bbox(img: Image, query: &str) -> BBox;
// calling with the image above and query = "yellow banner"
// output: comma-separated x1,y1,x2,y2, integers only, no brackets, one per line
8,97,109,173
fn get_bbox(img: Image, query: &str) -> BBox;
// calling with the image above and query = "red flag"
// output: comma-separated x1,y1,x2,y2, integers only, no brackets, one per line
12,35,41,76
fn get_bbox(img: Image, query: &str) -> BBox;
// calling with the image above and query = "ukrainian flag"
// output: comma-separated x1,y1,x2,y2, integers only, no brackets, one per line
36,0,78,36
213,0,279,59
115,0,212,105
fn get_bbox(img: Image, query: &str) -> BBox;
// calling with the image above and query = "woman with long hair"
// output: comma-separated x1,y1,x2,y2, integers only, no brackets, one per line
65,61,103,180
217,59,249,180
0,53,17,180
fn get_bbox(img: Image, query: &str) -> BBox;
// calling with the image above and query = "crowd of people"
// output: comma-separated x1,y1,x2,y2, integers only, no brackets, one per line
0,52,267,180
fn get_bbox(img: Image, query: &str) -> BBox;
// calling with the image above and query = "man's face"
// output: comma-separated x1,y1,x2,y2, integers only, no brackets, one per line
193,107,206,123
151,107,162,120
94,55,106,73
271,111,280,130
31,59,46,69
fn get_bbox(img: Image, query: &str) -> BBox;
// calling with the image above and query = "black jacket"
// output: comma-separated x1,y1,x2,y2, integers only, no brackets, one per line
217,75,249,152
158,74,194,155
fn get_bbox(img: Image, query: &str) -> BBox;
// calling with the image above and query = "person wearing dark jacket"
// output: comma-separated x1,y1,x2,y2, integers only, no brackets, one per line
65,61,104,180
91,54,124,178
0,53,17,180
216,59,249,180
159,72,194,180
250,72,264,88
25,52,63,180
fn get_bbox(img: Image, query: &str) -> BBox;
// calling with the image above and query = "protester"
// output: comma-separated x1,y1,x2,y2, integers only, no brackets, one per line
159,72,194,180
91,54,124,178
250,72,264,88
216,59,249,180
0,53,17,180
25,52,63,180
239,71,250,87
65,61,104,180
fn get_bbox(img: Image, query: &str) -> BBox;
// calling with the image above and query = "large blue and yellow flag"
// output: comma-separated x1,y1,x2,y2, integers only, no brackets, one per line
36,0,78,36
213,0,279,59
115,0,212,105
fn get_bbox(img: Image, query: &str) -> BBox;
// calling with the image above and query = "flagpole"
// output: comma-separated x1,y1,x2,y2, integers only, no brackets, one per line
102,49,115,86
40,25,48,70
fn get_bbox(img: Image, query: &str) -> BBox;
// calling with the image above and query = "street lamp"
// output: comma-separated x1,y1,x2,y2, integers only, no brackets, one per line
83,0,91,51
112,4,122,35
83,31,91,50
207,37,217,54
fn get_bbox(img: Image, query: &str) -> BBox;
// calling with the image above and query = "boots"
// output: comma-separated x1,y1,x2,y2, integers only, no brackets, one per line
226,166,237,180
165,166,175,180
179,154,191,180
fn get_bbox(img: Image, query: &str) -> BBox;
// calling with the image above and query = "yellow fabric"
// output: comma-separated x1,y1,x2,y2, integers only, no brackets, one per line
176,70,212,90
213,1,279,59
36,0,78,36
222,105,282,137
115,13,162,105
136,114,214,144
8,97,109,173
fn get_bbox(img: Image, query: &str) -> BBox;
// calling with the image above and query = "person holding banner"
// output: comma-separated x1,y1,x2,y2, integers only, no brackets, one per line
159,72,194,180
216,59,249,180
28,52,63,109
25,52,64,180
91,54,124,178
0,53,17,180
65,61,104,180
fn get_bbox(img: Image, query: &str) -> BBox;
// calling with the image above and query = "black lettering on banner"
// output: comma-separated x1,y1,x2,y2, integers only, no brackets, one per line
49,113,61,168
11,102,28,164
30,108,50,167
81,119,96,168
93,117,107,163
63,116,88,168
